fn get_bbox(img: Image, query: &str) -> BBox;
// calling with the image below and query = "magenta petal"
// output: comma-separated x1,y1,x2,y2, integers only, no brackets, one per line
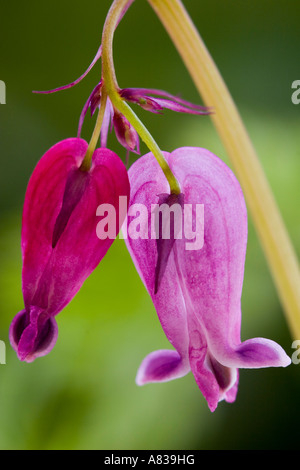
52,168,90,248
112,109,140,154
100,100,114,148
154,193,184,293
125,147,291,411
170,148,291,371
120,88,211,114
11,138,130,361
151,97,211,115
21,138,88,310
187,313,238,411
225,337,291,368
122,88,209,110
9,308,58,363
136,350,190,385
124,153,190,366
77,83,102,137
22,138,130,314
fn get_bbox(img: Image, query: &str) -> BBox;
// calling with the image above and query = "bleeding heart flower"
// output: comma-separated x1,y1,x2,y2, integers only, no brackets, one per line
124,147,291,411
10,138,130,362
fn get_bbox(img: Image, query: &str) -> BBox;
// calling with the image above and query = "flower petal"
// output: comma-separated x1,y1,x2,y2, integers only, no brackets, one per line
11,138,130,361
187,311,238,411
21,138,88,310
77,83,102,138
120,88,211,114
125,147,291,410
150,97,211,115
9,308,58,363
169,147,291,370
154,193,184,293
136,349,190,385
22,138,130,315
112,109,140,154
223,337,292,368
52,167,90,248
100,100,114,148
124,153,189,360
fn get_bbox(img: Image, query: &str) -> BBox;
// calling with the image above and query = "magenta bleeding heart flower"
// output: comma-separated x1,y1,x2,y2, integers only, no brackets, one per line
10,138,130,362
124,147,291,411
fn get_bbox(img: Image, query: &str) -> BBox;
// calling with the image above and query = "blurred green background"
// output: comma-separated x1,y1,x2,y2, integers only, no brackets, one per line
0,0,300,450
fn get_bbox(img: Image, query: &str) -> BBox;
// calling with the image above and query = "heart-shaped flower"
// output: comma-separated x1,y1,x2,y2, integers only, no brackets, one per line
124,147,291,411
10,138,130,362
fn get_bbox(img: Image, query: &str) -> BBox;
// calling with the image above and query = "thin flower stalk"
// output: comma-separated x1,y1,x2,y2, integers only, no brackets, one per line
101,0,181,195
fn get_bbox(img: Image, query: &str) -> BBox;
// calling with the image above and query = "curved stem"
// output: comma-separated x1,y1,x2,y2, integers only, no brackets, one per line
115,95,181,194
101,0,123,94
148,0,300,338
80,91,108,172
101,0,181,194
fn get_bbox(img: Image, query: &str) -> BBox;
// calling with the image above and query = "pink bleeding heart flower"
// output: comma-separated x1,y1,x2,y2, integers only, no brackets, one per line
124,147,291,412
10,138,130,362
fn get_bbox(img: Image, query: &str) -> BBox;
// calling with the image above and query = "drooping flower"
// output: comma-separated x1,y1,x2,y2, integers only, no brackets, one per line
124,147,291,411
10,138,130,362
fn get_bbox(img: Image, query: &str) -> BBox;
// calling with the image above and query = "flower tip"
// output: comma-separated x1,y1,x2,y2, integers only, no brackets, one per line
135,349,189,386
113,110,140,154
135,372,145,387
10,309,58,363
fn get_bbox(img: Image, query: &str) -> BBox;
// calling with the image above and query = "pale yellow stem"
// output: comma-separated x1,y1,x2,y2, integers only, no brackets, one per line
148,0,300,338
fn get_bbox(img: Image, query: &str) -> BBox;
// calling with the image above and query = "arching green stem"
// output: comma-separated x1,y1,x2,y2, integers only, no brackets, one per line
101,0,181,194
80,91,108,172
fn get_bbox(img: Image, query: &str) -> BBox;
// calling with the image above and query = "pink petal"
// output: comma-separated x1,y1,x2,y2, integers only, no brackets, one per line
11,138,130,361
169,147,291,370
77,83,102,137
9,308,58,363
124,155,189,360
136,350,190,385
125,147,291,411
